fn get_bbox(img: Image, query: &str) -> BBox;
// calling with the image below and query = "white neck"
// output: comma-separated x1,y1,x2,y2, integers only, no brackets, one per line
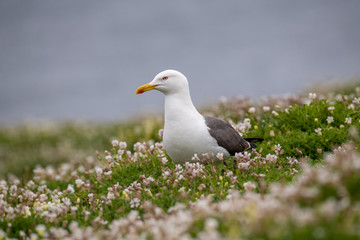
164,89,202,125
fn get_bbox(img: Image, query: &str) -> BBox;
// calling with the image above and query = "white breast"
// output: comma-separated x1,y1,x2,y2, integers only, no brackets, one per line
163,93,229,163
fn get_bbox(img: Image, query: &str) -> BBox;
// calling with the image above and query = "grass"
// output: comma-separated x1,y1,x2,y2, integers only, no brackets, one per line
0,84,359,239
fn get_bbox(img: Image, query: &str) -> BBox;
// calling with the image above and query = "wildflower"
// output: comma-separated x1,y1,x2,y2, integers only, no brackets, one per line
314,118,318,122
317,149,323,154
162,171,170,179
308,92,317,100
270,130,275,137
23,206,31,217
107,192,115,200
119,141,127,150
161,157,168,165
158,129,164,137
95,167,103,175
328,106,335,113
348,104,355,110
35,224,46,237
226,171,233,177
272,110,279,116
70,206,78,213
66,184,75,194
345,118,352,125
75,179,84,188
315,128,322,136
243,181,256,192
111,140,119,147
263,106,270,112
274,144,281,152
238,162,250,170
63,197,71,206
352,97,359,104
205,218,218,232
248,107,256,113
9,185,17,197
130,198,140,208
39,194,47,202
192,154,200,162
198,183,206,191
326,116,334,124
266,154,278,163
26,180,35,189
216,153,224,161
105,155,113,163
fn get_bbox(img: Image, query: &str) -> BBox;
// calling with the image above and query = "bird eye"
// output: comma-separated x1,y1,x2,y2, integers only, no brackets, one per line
162,76,168,80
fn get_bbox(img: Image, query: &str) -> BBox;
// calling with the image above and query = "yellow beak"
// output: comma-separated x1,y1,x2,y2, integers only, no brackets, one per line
135,83,158,94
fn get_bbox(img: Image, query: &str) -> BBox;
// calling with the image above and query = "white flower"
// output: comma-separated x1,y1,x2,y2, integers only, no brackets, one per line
75,179,84,188
130,198,140,208
216,153,224,161
243,181,256,192
95,167,103,175
266,154,278,163
348,104,355,110
26,180,35,189
158,129,164,137
244,118,251,124
238,162,250,170
107,192,115,200
248,107,256,113
345,118,352,125
161,157,168,164
35,224,46,237
328,106,335,112
326,116,334,124
315,128,322,136
162,171,170,179
119,141,127,149
272,110,279,116
111,140,119,147
352,97,359,104
205,218,218,232
308,92,317,100
66,184,75,194
39,194,47,202
105,155,113,163
274,144,281,152
263,106,270,112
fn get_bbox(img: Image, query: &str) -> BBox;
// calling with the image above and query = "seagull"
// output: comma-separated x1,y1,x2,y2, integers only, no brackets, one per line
136,70,263,164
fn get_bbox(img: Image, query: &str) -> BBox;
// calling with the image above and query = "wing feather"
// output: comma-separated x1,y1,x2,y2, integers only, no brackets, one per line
204,116,249,155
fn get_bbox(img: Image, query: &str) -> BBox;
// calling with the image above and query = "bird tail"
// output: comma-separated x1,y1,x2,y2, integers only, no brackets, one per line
244,138,264,149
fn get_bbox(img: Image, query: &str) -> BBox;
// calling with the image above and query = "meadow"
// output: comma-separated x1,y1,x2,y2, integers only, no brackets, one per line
0,82,360,239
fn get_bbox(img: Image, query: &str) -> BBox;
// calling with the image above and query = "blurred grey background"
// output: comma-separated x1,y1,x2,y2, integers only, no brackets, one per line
0,0,360,124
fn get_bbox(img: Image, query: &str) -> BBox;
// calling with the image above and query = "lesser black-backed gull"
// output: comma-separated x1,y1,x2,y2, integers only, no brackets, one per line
136,70,263,163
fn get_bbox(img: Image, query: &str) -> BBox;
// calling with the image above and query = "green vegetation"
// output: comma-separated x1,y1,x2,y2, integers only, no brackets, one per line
0,85,359,239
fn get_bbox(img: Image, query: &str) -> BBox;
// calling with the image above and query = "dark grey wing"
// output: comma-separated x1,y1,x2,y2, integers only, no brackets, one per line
204,116,249,155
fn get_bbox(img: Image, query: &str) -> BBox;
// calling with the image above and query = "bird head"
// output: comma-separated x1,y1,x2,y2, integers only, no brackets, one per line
136,70,189,95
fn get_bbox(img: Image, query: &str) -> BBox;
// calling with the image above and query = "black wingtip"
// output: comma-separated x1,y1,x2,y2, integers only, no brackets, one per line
244,138,264,149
